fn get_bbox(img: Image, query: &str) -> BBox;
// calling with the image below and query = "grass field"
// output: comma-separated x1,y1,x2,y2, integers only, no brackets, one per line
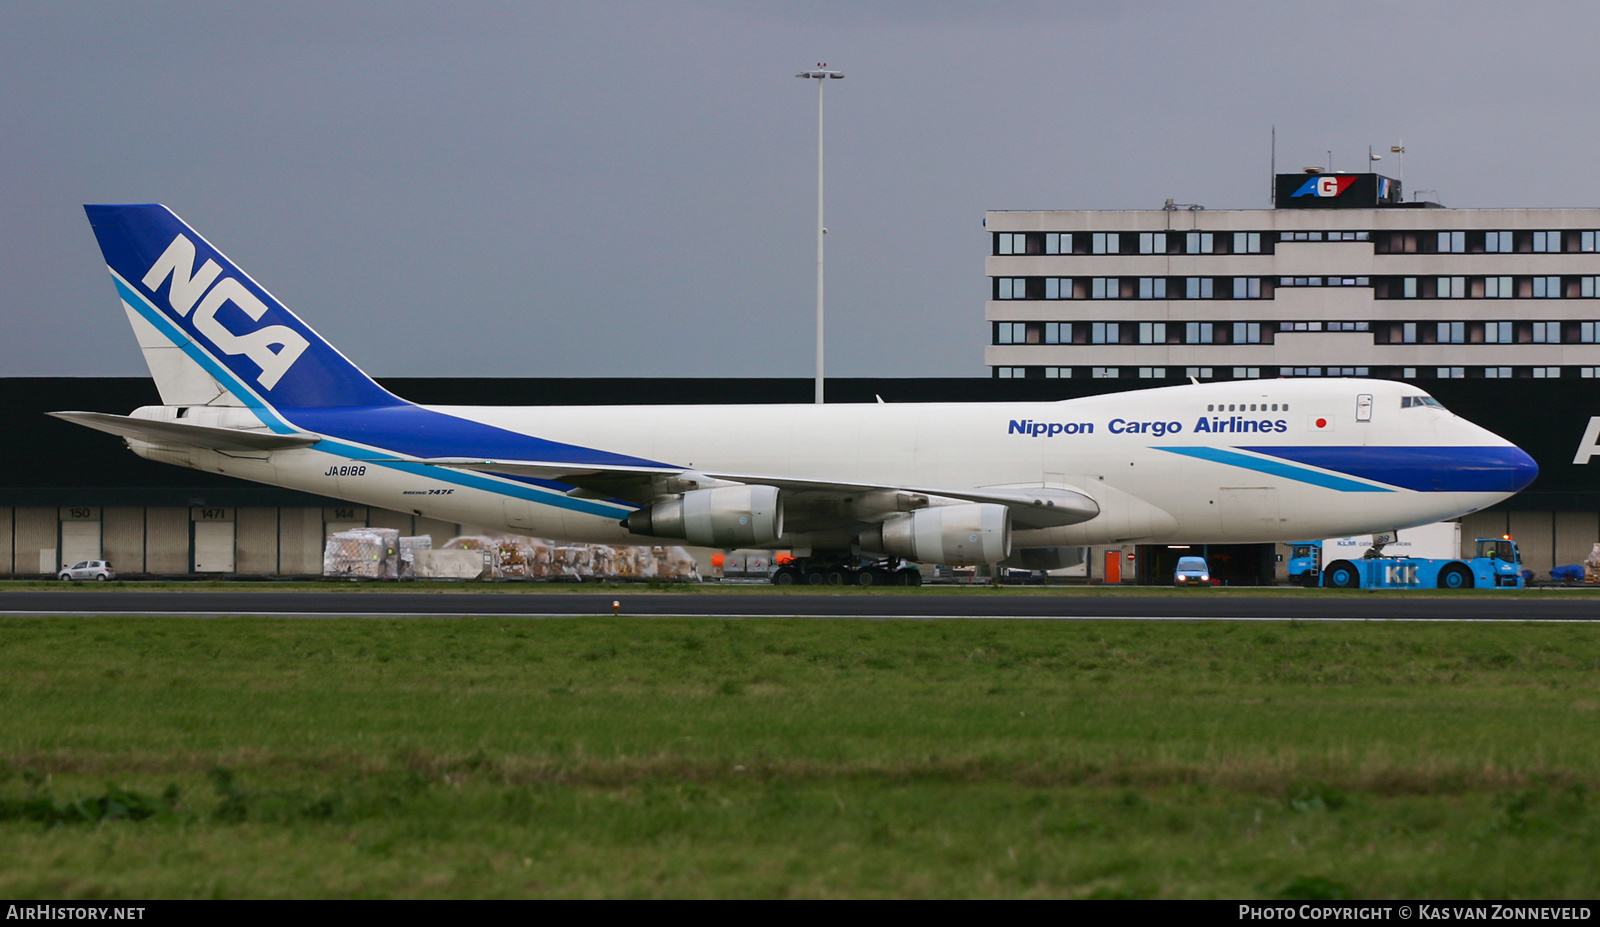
1,614,1597,898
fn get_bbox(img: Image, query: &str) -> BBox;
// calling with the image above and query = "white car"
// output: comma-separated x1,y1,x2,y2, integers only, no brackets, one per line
59,559,115,581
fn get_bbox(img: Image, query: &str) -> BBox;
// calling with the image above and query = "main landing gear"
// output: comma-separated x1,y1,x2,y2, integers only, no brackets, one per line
771,556,922,587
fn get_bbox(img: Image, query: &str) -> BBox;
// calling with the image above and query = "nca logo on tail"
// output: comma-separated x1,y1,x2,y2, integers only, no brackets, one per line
1291,175,1358,198
141,235,308,389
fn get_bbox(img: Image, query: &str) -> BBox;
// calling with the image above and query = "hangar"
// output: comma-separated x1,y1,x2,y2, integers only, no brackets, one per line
2,375,1592,583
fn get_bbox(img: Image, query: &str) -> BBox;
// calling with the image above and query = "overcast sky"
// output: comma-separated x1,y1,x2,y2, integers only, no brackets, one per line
5,1,1600,381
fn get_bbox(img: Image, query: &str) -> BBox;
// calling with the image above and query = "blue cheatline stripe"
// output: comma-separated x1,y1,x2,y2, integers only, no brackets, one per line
1238,445,1539,494
312,441,632,519
112,272,635,520
1152,446,1392,493
117,269,675,470
112,272,294,432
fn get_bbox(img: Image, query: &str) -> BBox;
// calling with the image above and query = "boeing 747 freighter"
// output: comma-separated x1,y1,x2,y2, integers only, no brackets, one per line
53,205,1538,583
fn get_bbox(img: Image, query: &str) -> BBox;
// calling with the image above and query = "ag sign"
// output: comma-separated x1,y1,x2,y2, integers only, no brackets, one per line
1292,175,1358,198
1273,173,1403,209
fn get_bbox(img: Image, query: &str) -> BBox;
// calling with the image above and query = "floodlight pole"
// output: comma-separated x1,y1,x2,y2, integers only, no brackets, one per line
797,67,842,403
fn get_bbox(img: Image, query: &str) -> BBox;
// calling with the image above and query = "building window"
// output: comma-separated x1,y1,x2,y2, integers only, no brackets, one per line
995,322,1027,344
1091,277,1120,299
1437,321,1465,344
1484,367,1513,379
1583,232,1599,253
1281,322,1324,332
1581,277,1600,297
1232,277,1262,299
1092,233,1119,255
1044,322,1071,344
1532,367,1560,378
1185,322,1214,344
1044,366,1072,378
1233,322,1261,344
1185,367,1213,379
1233,232,1261,254
1402,277,1418,298
1438,231,1465,253
1185,277,1214,299
1139,232,1167,254
1584,368,1600,378
1233,367,1260,379
1186,232,1214,254
1532,321,1560,343
996,366,1026,378
1533,231,1562,253
1091,322,1120,344
1583,322,1600,343
996,233,1027,255
1044,277,1072,299
1045,233,1070,255
1486,276,1514,298
1326,231,1370,241
1485,231,1513,253
1091,367,1119,379
1327,367,1369,376
1485,321,1512,344
997,277,1027,300
1437,276,1466,298
1402,322,1417,343
1327,321,1369,331
1532,276,1561,298
1138,367,1166,378
1138,277,1167,299
1138,322,1167,344
1436,367,1465,379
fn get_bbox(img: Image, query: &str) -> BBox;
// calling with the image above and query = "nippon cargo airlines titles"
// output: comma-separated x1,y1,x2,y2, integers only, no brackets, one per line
52,204,1540,580
1009,415,1290,438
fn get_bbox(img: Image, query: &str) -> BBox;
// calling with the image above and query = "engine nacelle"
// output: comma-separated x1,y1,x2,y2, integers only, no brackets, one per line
861,503,1011,566
623,485,783,547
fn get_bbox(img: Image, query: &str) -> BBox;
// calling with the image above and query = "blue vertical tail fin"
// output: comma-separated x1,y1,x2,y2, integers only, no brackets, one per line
84,204,405,410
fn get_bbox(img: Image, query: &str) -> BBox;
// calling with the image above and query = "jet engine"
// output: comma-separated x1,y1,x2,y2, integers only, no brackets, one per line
623,485,783,547
859,502,1011,565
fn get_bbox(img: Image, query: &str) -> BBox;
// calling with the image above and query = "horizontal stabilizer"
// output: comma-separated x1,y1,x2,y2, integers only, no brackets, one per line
48,411,321,452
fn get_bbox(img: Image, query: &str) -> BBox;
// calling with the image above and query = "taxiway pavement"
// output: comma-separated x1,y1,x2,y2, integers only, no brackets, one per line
1,589,1597,621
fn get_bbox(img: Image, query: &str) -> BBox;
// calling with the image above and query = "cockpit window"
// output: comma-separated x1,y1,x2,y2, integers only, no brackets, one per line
1401,395,1444,409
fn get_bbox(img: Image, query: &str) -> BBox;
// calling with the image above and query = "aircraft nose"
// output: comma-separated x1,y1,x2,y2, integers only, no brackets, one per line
1502,445,1539,493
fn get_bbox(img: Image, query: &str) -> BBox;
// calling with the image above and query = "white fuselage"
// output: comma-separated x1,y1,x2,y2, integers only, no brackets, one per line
133,377,1531,551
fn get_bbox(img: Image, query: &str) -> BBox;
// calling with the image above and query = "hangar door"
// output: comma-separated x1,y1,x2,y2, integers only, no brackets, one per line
59,507,102,569
192,507,235,573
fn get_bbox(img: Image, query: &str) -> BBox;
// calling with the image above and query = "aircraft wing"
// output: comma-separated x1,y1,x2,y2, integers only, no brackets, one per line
48,411,322,452
409,457,1099,529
